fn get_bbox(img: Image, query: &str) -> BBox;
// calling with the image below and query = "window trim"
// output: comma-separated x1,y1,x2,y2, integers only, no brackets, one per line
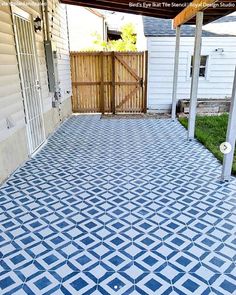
187,53,210,81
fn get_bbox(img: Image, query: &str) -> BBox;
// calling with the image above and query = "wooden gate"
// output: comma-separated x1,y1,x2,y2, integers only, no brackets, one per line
70,51,148,113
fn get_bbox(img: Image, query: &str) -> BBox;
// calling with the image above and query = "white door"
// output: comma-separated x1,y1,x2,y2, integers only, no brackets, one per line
13,8,45,154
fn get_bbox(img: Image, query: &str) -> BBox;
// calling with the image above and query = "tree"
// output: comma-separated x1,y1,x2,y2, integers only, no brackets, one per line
84,23,137,51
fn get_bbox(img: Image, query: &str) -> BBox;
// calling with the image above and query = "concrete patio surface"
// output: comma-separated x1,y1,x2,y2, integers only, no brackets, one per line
0,115,235,295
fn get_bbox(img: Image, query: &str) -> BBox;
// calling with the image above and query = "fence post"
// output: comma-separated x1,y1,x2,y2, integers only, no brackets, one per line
111,51,116,114
144,50,148,113
100,51,105,114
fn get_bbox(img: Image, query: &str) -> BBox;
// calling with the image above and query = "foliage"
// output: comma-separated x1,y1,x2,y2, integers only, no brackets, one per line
108,23,137,51
90,32,108,51
84,23,137,51
179,114,236,175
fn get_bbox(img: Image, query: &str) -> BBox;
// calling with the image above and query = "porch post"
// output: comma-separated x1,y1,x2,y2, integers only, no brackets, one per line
221,67,236,181
171,26,181,120
188,11,203,140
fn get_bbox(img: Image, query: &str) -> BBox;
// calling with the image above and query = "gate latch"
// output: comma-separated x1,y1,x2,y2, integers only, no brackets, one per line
139,78,144,87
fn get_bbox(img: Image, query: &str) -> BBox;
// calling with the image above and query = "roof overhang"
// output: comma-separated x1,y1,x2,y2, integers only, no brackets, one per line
173,0,236,28
60,0,236,25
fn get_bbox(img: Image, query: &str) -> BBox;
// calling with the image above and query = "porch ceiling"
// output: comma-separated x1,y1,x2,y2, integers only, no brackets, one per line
60,0,236,24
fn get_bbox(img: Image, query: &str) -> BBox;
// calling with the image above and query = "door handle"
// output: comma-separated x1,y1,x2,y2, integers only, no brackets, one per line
36,80,41,90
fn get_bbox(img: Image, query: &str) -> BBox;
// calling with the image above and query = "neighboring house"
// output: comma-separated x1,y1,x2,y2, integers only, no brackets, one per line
0,0,72,183
67,8,142,50
140,14,236,112
102,10,141,41
67,6,107,51
107,28,121,41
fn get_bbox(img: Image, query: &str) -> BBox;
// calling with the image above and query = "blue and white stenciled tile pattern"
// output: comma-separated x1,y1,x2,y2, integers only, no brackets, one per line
0,115,236,295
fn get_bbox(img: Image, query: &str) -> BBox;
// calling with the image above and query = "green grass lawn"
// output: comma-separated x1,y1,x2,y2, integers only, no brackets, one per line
179,114,236,175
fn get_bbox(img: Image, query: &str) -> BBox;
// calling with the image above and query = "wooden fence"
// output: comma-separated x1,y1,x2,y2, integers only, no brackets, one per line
70,51,148,114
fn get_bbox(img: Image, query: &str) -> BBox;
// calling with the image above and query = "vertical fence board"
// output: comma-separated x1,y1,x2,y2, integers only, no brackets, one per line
144,51,148,113
111,51,116,114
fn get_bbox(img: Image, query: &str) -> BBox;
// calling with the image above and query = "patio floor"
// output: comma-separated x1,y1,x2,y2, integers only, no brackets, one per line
0,115,236,295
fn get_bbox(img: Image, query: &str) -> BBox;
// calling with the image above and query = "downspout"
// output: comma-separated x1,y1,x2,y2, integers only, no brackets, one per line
65,5,72,98
39,0,45,40
41,0,50,41
66,5,71,52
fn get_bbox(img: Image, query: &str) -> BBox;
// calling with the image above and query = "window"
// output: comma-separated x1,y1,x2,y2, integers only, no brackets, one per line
190,55,208,78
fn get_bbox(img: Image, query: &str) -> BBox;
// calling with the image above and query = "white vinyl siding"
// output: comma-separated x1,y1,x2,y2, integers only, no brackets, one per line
48,1,71,104
147,36,236,112
0,2,25,141
0,0,71,142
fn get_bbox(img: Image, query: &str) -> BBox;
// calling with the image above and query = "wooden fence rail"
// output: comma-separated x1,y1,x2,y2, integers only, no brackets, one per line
70,51,148,114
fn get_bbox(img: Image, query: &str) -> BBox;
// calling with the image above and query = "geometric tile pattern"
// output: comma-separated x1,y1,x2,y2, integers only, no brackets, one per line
0,115,236,295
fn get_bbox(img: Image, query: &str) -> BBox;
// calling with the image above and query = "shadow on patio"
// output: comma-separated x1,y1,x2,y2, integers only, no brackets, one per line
0,115,235,295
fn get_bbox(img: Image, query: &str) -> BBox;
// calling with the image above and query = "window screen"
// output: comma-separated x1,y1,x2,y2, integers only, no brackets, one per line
190,55,208,77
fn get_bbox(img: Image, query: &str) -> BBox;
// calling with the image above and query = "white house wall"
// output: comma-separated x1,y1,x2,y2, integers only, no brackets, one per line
136,15,147,51
0,0,72,183
67,6,105,51
48,1,71,105
147,36,236,112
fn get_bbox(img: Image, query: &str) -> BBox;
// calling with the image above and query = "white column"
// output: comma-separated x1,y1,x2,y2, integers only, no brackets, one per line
221,67,236,181
171,26,181,120
188,11,204,140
